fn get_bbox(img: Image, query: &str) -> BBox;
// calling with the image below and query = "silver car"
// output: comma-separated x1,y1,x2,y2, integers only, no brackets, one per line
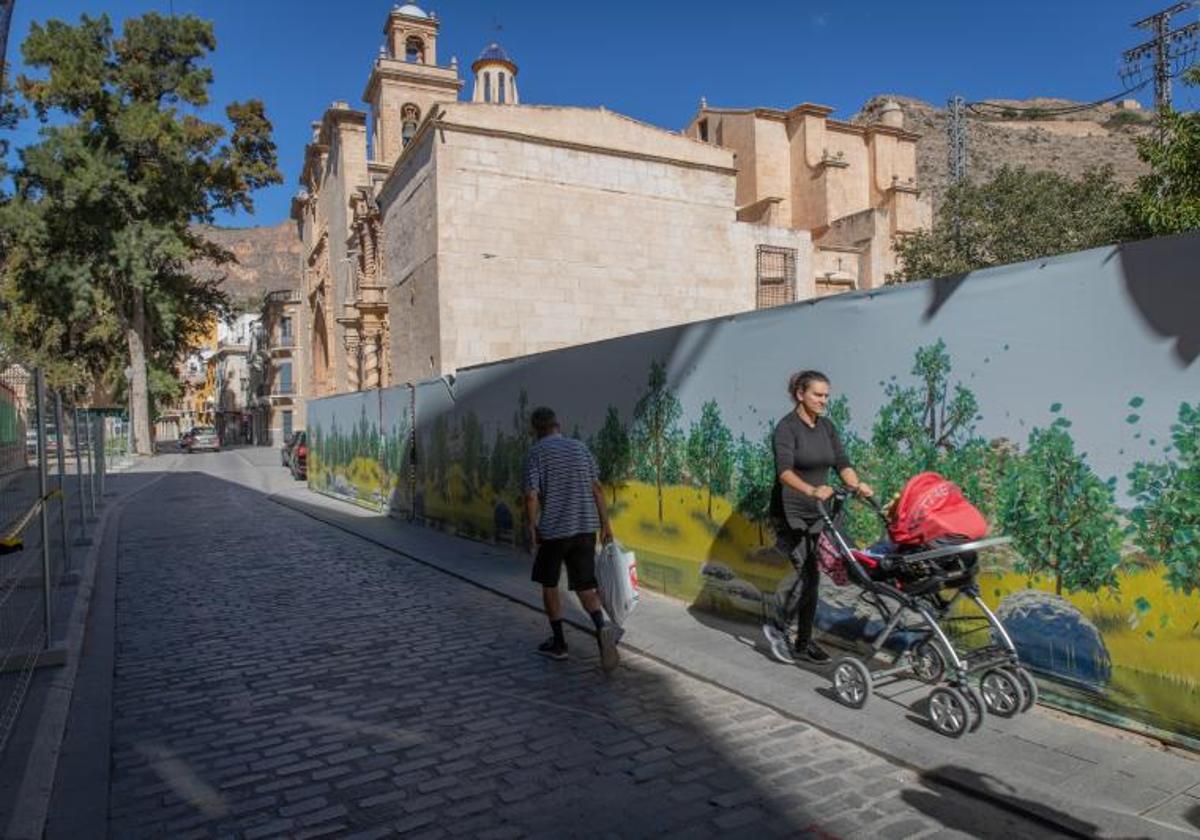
188,426,220,453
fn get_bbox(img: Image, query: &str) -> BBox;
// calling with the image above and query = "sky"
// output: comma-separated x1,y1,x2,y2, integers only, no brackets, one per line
6,0,1199,228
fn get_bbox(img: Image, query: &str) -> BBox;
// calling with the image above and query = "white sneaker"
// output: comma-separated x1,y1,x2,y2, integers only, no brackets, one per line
762,623,796,665
598,624,620,672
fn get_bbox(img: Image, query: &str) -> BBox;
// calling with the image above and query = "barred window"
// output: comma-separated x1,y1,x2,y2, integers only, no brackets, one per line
756,245,796,309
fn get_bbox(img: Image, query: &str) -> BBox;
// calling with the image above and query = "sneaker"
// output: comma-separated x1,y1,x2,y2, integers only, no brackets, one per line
796,641,831,664
762,623,795,665
597,624,620,672
537,638,568,661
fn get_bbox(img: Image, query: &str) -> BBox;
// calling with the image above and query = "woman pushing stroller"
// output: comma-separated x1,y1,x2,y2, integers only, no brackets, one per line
762,370,874,665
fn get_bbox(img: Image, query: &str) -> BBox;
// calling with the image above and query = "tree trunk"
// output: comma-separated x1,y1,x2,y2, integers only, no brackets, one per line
126,290,153,456
707,485,713,519
1055,574,1063,597
610,484,617,506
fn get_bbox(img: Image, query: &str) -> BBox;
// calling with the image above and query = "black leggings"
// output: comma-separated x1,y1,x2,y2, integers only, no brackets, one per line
777,524,820,646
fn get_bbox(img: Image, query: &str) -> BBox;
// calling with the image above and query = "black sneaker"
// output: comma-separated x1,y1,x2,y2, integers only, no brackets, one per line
597,625,620,672
537,639,568,661
796,641,831,664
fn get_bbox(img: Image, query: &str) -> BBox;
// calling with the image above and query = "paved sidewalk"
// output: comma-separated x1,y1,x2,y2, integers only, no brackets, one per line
265,475,1200,839
64,453,1067,838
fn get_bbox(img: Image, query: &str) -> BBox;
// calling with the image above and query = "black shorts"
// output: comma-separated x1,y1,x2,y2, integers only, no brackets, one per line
531,532,597,591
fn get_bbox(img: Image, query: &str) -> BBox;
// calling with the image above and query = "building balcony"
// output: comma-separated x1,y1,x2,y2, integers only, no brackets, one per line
271,335,296,354
270,383,296,397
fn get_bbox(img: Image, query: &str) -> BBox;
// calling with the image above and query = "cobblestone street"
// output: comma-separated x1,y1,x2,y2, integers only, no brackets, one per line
102,454,1055,838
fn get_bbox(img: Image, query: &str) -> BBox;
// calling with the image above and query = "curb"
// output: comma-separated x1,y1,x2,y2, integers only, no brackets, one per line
3,473,169,840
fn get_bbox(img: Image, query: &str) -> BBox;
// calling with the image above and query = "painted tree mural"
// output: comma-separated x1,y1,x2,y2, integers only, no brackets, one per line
686,400,734,519
460,410,486,502
999,414,1124,596
1129,402,1200,594
734,431,775,545
632,361,684,522
591,405,632,505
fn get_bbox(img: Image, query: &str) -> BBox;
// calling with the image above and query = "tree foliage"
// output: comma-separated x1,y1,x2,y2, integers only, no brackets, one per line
1129,402,1200,594
632,361,684,522
1125,68,1200,237
0,12,280,450
591,405,632,505
891,167,1129,282
733,431,775,545
998,418,1124,596
686,400,734,519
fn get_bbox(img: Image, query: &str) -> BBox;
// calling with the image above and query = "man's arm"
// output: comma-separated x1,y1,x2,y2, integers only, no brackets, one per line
592,480,614,543
524,490,540,552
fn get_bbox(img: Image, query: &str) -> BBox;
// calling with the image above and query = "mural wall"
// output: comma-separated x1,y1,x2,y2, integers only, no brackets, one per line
310,233,1200,748
307,389,410,511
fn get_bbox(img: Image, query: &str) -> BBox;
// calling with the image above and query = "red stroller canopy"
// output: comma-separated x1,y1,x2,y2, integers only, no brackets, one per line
888,472,988,546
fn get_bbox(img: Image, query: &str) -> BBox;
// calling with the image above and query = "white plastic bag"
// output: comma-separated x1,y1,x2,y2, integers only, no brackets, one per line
596,540,639,626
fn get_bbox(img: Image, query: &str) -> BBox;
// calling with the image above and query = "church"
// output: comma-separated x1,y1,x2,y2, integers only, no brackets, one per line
289,3,928,412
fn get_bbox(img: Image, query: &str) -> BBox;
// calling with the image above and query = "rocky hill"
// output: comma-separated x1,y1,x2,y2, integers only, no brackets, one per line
193,220,302,304
854,95,1154,210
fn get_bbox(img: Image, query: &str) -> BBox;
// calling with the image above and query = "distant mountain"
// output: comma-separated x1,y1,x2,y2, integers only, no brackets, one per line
854,95,1153,209
193,220,302,304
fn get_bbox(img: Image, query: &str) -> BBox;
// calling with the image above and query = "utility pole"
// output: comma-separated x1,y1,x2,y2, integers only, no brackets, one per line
1121,2,1200,114
946,95,968,186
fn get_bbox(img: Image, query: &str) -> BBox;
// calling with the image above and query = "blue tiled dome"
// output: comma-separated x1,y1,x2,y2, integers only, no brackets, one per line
476,42,514,65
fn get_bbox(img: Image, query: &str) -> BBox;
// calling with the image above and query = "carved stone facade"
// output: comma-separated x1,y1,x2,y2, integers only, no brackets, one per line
291,3,926,396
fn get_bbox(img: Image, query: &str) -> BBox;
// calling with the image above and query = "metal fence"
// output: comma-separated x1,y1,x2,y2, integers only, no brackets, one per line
0,366,108,759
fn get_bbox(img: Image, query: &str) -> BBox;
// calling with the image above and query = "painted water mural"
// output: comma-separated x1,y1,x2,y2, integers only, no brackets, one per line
308,232,1200,748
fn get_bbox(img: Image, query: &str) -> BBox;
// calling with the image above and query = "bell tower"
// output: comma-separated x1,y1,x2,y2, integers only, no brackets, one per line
363,3,463,165
471,43,519,105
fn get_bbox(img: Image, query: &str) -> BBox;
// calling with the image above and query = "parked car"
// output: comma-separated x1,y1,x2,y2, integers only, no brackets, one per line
287,431,307,480
187,426,220,453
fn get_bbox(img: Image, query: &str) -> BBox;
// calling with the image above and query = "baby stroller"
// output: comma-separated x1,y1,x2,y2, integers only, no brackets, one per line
815,473,1036,738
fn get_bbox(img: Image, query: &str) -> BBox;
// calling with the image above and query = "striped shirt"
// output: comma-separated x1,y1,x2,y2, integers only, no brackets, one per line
522,434,600,540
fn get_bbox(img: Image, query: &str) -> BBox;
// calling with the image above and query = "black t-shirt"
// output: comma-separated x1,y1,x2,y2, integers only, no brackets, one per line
770,412,851,527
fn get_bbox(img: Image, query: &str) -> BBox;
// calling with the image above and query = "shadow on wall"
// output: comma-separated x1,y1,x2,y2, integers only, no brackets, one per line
903,766,1099,839
1115,233,1200,366
921,272,970,323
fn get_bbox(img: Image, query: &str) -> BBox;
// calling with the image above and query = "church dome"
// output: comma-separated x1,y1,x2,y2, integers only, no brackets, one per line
472,42,517,73
394,3,429,18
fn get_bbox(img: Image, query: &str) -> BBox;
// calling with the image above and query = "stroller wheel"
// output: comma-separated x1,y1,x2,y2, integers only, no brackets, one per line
1006,666,1038,713
831,657,872,709
911,641,946,683
927,687,971,738
980,668,1025,718
962,684,987,732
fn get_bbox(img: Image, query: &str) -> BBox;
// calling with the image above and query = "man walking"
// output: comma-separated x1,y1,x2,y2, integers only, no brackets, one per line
523,406,619,671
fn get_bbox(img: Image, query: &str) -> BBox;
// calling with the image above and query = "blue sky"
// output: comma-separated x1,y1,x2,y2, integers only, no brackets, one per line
7,0,1198,227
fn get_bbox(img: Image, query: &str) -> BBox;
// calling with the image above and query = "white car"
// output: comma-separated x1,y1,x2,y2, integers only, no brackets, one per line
187,426,220,453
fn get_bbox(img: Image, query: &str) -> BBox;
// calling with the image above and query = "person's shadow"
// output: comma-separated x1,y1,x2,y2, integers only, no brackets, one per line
901,764,1099,838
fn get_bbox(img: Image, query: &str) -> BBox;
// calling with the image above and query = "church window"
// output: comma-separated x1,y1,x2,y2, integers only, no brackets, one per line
697,119,709,142
484,72,492,103
755,245,796,309
498,73,506,104
405,36,425,63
